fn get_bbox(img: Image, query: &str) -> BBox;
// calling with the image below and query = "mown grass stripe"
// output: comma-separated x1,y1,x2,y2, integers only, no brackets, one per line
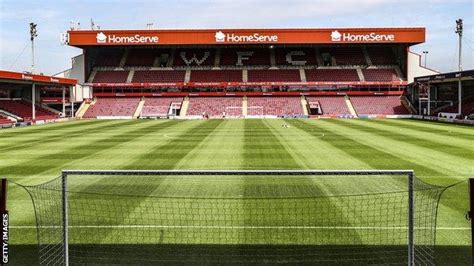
0,119,102,138
288,119,463,222
332,119,473,160
0,120,129,152
0,121,152,178
381,119,474,140
242,120,367,246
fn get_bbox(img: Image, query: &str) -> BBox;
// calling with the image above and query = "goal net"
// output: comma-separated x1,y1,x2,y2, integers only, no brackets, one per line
21,170,445,265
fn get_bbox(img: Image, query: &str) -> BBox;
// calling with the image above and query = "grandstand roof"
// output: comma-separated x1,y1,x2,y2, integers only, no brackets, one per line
414,69,474,83
67,27,425,47
0,70,77,86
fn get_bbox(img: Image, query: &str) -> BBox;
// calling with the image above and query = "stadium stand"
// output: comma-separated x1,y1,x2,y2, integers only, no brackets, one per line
319,47,366,65
247,70,301,82
366,47,397,65
174,49,214,67
0,114,13,126
306,96,351,116
247,97,304,116
305,69,360,82
190,70,242,82
141,97,183,117
94,49,124,67
83,98,140,118
187,97,242,117
220,48,270,66
0,99,58,120
132,70,186,83
125,49,169,67
350,96,409,115
92,71,129,83
274,48,318,66
437,99,474,116
362,69,400,82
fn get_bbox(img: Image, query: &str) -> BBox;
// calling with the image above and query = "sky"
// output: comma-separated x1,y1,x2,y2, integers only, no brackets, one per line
0,0,473,76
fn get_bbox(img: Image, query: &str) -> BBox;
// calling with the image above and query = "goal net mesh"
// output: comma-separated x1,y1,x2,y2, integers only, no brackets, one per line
21,171,444,265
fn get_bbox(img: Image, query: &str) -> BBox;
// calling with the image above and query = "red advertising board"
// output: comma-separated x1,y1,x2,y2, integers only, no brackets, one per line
68,28,425,46
0,70,77,85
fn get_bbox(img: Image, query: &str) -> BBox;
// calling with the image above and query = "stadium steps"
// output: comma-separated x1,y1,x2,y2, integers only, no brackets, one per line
152,56,161,67
126,70,135,83
242,96,248,116
344,96,358,117
214,48,221,68
88,70,97,83
270,49,276,67
394,66,404,80
401,96,416,114
22,99,61,115
242,69,248,83
180,97,189,117
184,70,191,83
0,110,20,121
301,96,309,115
314,47,323,66
168,48,176,67
363,47,373,65
356,68,365,82
119,50,128,68
75,101,90,119
299,68,307,82
133,98,145,118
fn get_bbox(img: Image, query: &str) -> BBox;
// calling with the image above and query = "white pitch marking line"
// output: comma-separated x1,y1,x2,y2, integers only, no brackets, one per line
9,225,470,230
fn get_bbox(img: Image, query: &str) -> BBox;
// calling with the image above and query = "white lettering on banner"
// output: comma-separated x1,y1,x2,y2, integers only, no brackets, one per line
215,31,278,43
96,32,159,44
2,213,8,264
286,51,307,66
180,52,210,66
331,30,395,42
236,52,253,66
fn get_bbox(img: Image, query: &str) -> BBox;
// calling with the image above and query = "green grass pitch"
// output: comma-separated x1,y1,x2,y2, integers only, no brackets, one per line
0,118,472,264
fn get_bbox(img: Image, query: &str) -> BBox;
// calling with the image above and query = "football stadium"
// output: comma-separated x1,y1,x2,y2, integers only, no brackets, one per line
0,9,473,266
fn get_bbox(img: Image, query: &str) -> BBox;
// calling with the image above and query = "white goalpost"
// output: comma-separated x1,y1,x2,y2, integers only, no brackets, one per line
20,169,445,265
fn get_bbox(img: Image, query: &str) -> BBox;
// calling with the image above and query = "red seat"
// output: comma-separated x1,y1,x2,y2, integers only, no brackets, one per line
0,100,58,121
220,48,270,66
0,114,13,126
141,98,183,117
362,69,400,82
305,69,360,82
247,70,301,82
190,70,242,82
319,47,366,65
132,71,185,83
93,71,129,83
350,96,409,115
306,96,350,116
187,97,242,117
247,97,304,116
366,47,397,65
84,98,140,118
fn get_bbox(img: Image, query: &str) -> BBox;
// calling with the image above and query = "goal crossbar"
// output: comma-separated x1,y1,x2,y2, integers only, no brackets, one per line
62,169,415,176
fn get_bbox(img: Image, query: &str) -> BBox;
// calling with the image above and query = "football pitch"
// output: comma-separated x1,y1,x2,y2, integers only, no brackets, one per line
0,118,472,264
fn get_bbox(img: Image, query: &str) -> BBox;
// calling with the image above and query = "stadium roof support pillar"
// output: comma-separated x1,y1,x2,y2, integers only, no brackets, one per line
427,85,431,115
62,87,66,118
32,83,36,121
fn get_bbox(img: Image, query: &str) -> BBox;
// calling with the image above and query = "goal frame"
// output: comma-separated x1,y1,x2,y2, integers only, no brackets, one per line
60,169,416,266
